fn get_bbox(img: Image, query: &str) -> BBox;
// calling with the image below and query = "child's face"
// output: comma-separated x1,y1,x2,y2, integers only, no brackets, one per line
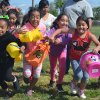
0,20,8,36
2,5,9,12
29,11,40,28
42,5,49,15
9,13,17,25
57,15,68,28
76,20,88,34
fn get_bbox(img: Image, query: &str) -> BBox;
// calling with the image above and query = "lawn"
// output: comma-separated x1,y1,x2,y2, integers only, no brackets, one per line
0,26,100,100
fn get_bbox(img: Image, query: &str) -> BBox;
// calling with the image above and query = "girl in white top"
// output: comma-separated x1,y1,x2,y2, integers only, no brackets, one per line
39,0,56,34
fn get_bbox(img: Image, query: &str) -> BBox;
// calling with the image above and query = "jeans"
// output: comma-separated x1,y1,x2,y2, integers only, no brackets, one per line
71,59,89,82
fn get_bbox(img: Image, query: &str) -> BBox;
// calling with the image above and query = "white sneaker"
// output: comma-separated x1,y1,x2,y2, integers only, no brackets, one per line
79,90,86,99
70,82,77,94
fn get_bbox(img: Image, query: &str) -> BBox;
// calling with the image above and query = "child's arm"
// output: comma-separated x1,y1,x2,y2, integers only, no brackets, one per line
49,27,74,42
89,33,100,53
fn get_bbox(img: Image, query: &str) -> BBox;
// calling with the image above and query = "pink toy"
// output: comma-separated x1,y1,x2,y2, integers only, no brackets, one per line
80,50,100,78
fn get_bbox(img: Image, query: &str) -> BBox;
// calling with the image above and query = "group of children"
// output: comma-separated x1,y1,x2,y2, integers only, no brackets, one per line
0,0,100,99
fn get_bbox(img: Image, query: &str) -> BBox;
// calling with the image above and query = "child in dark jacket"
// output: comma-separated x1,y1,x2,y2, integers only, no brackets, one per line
0,18,25,97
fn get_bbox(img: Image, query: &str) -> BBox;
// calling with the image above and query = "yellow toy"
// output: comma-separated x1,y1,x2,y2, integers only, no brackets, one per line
6,42,20,58
19,28,43,42
15,53,23,62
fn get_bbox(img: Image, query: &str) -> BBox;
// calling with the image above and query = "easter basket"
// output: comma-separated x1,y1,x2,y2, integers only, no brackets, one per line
25,42,50,67
80,50,100,78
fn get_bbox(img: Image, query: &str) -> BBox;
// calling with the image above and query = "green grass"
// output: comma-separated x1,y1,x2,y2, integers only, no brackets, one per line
0,26,100,100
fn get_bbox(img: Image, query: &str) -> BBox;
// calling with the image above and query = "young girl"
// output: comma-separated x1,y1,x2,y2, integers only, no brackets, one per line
0,1,10,15
50,16,100,98
20,8,46,96
47,13,72,92
7,9,20,34
0,18,25,97
39,0,56,34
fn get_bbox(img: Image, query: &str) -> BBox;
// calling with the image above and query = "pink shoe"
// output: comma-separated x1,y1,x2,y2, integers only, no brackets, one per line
26,90,32,96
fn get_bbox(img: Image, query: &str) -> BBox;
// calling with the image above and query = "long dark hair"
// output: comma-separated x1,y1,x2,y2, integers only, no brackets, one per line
76,16,89,29
51,13,67,29
7,9,20,26
22,7,40,26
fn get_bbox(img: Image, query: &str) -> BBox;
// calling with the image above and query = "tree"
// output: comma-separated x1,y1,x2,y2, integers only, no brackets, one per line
55,0,64,10
93,7,100,20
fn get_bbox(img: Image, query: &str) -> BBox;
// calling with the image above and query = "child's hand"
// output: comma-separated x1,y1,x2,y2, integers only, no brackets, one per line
92,48,100,54
16,27,28,34
20,46,25,53
54,38,61,44
49,36,55,43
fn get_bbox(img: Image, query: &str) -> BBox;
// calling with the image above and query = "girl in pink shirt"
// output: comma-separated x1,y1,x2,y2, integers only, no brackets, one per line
21,8,46,96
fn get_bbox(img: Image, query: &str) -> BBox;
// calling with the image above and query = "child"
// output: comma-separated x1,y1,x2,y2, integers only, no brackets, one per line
7,9,20,34
20,8,46,96
0,1,10,15
0,18,25,97
50,16,100,99
39,0,56,34
47,13,71,92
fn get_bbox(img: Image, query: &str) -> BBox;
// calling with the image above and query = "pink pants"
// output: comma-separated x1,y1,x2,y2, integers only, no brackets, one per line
23,59,42,79
49,50,66,84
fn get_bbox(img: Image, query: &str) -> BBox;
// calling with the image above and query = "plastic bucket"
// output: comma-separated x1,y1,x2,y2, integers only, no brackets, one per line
80,50,100,78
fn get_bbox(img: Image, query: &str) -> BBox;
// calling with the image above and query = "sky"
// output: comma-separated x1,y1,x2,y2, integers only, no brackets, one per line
10,0,100,14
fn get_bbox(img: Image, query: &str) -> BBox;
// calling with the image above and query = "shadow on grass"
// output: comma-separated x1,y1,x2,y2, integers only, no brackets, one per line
86,82,100,89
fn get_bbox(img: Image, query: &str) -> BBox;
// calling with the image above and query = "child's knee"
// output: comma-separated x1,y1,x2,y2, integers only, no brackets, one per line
24,69,32,78
74,72,83,81
82,75,89,83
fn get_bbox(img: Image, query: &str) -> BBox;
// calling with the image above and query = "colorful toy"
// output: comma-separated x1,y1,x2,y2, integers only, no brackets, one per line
25,42,50,67
80,50,100,78
6,42,20,58
19,28,43,42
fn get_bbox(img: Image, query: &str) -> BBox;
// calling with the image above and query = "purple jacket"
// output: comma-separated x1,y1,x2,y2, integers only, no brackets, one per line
48,27,72,56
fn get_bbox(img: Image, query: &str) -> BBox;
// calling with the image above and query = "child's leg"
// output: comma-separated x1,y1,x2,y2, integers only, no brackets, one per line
27,64,42,96
23,64,32,79
66,46,71,74
80,71,89,90
55,51,66,92
58,51,66,84
4,59,20,91
71,60,83,83
49,55,57,82
70,60,83,94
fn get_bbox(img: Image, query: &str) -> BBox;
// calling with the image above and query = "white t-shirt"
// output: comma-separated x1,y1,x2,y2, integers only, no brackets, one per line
40,13,56,34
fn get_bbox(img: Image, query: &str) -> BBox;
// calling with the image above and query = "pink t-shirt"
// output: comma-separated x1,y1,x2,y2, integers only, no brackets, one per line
23,22,46,54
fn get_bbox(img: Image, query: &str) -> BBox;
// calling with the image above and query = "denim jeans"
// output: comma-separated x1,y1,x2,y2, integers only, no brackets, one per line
71,59,89,82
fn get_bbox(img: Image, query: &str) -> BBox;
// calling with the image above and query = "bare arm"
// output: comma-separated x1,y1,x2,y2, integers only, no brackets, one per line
49,27,74,42
88,18,93,28
89,33,100,53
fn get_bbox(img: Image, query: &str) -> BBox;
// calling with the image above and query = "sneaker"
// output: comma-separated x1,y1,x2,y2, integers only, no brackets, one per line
79,90,86,99
49,80,55,88
5,90,13,97
56,84,64,92
26,90,32,96
70,82,77,94
13,76,20,91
